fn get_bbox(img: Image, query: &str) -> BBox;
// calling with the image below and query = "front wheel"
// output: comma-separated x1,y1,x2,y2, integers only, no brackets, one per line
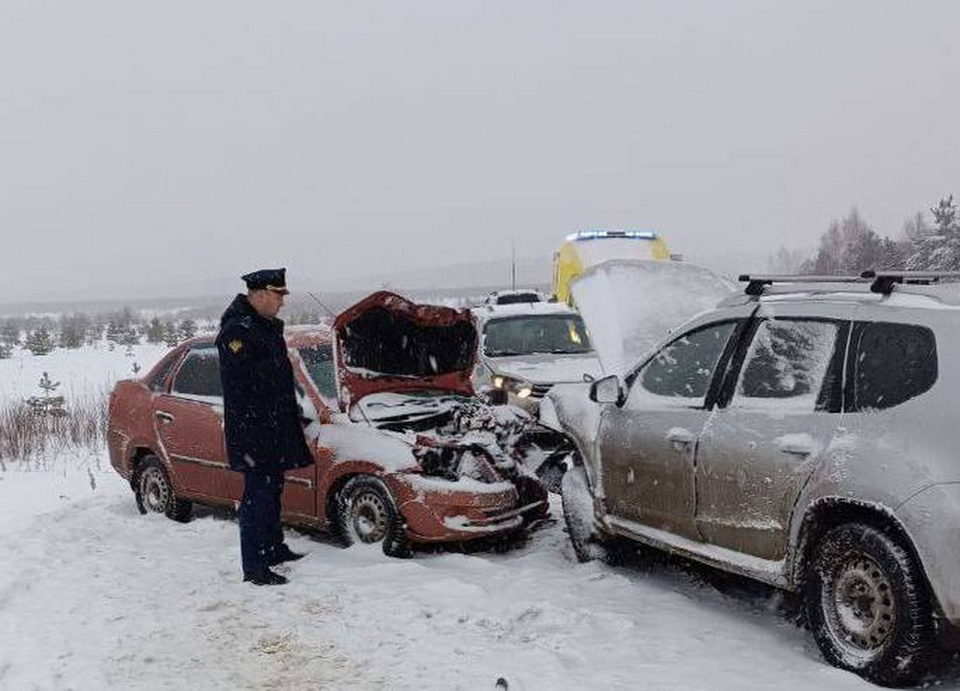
804,522,937,686
134,456,192,522
336,476,410,558
561,466,623,564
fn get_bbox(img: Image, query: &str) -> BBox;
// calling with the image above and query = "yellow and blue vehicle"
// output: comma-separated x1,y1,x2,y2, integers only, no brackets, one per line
552,230,672,303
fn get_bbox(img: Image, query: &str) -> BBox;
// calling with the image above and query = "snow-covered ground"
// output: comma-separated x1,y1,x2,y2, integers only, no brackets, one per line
1,463,879,690
0,343,956,689
0,342,168,403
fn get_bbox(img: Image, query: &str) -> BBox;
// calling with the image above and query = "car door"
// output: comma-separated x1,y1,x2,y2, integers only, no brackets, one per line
217,345,321,522
157,345,229,499
599,318,743,540
694,303,852,560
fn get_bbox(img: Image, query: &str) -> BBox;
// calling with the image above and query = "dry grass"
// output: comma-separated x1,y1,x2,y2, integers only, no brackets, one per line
0,389,108,470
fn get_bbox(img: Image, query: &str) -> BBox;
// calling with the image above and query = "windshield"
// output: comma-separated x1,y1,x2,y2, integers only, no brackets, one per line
298,344,338,401
482,314,593,356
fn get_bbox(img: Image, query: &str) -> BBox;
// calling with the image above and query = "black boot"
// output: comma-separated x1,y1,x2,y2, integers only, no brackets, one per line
243,568,288,586
269,545,306,565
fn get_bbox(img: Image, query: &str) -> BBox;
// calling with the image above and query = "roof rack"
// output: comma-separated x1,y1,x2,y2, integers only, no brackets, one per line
737,274,868,297
860,270,960,294
738,271,960,298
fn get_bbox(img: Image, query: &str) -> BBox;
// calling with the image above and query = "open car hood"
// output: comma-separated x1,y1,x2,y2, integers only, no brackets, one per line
571,259,735,376
334,291,478,408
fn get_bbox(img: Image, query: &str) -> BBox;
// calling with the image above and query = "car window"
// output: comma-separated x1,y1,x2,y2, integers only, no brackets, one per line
852,322,937,411
633,321,737,406
148,352,181,392
298,344,337,401
731,319,839,412
483,314,592,356
171,347,223,399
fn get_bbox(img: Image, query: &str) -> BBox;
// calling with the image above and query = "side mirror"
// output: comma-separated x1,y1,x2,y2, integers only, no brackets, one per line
589,375,623,404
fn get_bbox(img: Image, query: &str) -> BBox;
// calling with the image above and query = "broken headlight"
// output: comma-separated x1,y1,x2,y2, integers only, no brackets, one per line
491,374,533,399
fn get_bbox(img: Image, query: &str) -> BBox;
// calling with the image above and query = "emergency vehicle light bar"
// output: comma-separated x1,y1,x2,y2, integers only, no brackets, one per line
565,230,659,242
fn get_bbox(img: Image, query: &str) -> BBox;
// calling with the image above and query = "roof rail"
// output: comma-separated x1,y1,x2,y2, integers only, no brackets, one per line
737,274,867,297
860,270,960,294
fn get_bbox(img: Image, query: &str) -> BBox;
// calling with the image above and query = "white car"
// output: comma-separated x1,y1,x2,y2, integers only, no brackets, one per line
470,301,603,413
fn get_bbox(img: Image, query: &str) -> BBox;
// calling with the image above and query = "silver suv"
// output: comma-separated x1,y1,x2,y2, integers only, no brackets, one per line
552,271,960,685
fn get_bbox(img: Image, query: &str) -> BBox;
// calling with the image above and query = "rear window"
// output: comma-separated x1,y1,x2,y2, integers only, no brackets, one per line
733,319,841,412
852,322,937,411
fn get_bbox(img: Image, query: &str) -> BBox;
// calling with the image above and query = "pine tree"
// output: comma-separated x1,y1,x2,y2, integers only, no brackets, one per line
120,323,140,346
907,195,960,270
163,321,179,347
800,208,901,275
145,317,165,344
0,319,21,346
178,319,197,341
58,314,88,349
106,318,123,345
25,371,66,417
25,327,55,356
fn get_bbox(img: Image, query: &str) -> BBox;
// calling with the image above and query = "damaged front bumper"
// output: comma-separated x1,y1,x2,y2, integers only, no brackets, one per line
391,474,546,542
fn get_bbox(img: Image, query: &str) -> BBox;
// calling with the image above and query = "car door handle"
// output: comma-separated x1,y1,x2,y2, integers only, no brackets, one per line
155,411,175,424
778,437,813,456
666,427,695,450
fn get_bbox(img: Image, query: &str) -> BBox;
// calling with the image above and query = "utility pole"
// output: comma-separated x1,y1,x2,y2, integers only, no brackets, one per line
511,242,517,290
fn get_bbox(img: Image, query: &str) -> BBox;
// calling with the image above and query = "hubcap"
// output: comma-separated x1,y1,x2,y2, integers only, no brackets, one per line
822,553,895,658
140,467,169,513
350,491,388,543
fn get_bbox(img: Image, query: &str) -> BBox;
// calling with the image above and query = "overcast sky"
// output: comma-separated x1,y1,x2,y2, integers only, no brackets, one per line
2,1,959,302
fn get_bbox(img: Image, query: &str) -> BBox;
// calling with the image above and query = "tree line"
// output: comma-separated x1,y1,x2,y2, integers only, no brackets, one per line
769,194,959,276
0,307,326,358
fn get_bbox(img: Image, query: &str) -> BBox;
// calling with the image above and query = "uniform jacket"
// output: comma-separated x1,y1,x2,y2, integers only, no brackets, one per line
216,294,313,474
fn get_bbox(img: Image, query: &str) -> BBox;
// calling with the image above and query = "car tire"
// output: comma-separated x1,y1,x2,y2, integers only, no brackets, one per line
536,459,567,494
804,522,937,686
134,455,192,522
561,465,623,565
336,476,411,558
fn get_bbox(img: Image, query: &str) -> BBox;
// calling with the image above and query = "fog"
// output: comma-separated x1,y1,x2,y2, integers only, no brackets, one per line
2,1,959,303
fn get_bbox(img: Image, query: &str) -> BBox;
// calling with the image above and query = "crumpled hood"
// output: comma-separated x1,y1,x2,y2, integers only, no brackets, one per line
334,291,478,408
570,259,735,376
488,353,603,385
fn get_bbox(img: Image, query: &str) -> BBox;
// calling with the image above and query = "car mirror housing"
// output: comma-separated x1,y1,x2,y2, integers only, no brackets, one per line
589,375,622,405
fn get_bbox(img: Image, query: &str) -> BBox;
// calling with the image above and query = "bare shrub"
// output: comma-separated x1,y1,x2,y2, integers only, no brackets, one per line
0,388,108,470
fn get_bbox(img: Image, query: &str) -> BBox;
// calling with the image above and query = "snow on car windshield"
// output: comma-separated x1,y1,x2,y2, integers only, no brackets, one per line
482,314,592,357
571,259,734,375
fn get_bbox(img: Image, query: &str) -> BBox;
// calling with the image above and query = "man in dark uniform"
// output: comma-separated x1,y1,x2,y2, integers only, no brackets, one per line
216,268,313,586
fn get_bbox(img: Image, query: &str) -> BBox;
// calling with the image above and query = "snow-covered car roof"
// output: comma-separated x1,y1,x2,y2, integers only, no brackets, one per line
482,288,547,305
470,301,581,323
571,259,735,376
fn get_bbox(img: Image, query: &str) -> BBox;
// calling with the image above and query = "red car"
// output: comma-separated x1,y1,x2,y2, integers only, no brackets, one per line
107,292,547,555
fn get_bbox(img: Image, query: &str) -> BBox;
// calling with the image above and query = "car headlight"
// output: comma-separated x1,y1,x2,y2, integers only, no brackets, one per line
491,374,533,398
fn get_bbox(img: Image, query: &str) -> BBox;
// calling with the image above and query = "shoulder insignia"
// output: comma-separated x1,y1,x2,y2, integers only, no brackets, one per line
228,339,243,354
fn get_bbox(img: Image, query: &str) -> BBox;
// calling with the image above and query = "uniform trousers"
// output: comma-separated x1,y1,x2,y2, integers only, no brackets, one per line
239,471,285,574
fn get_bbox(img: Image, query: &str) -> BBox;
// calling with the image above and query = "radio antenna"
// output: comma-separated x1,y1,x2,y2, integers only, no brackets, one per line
306,292,337,320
